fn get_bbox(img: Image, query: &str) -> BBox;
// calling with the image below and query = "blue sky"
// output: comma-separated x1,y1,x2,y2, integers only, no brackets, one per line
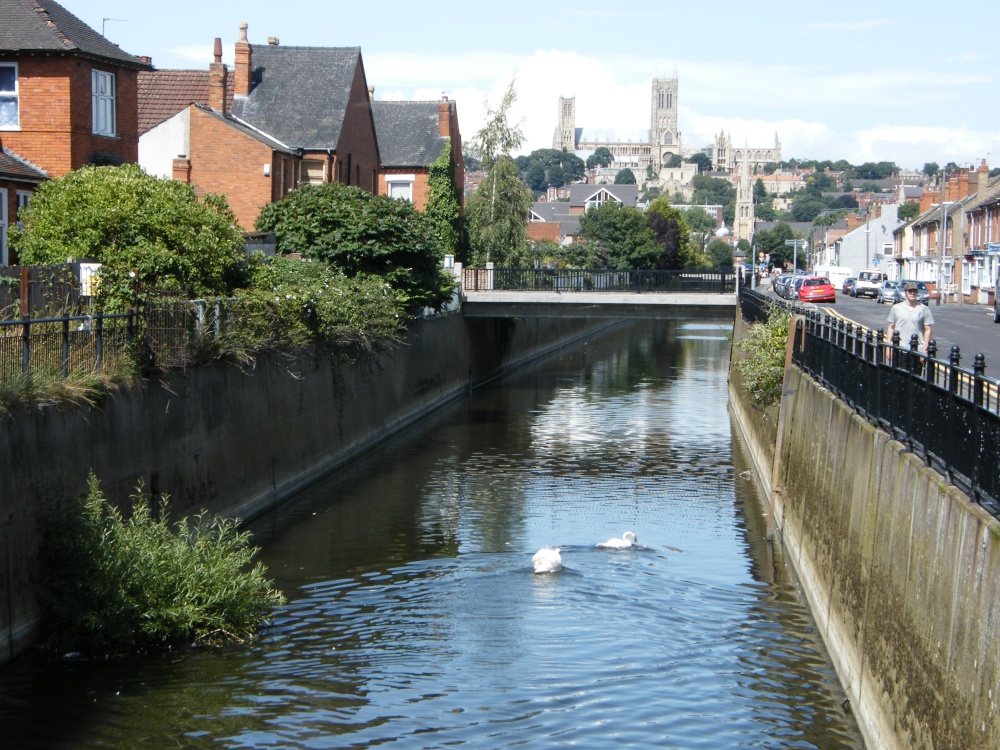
66,0,998,170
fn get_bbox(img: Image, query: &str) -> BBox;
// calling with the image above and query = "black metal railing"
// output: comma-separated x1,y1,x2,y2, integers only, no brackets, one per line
463,268,736,294
739,287,1000,514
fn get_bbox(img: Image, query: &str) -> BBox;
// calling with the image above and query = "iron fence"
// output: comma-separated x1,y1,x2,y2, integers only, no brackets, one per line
462,268,736,294
739,287,1000,514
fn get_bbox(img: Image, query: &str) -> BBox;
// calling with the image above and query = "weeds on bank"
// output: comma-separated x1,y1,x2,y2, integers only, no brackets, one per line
0,369,130,417
36,473,285,654
735,310,791,408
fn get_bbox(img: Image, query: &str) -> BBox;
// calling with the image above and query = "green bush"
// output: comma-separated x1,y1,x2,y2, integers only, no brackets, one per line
255,182,455,312
735,310,791,407
11,164,247,312
37,474,285,653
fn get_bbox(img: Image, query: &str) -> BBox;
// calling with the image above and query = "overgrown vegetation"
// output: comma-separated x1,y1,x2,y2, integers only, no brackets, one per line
37,473,285,654
735,309,791,407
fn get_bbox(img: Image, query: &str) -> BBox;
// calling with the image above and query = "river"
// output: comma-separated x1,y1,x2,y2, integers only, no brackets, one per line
0,318,862,748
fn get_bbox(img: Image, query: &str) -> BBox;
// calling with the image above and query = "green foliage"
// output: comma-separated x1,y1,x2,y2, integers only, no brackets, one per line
791,198,828,222
11,164,246,312
474,80,524,172
219,257,407,363
578,202,652,268
664,153,683,169
518,148,585,190
755,222,800,267
753,178,768,203
898,201,920,221
466,155,532,267
706,239,733,268
425,140,463,259
614,168,637,185
37,473,285,653
255,182,454,312
686,152,712,173
691,175,736,207
642,197,697,270
853,161,898,180
735,310,790,407
922,162,939,178
586,147,614,170
683,206,717,235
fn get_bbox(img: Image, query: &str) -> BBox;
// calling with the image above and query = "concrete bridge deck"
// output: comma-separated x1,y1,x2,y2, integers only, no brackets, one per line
461,291,738,319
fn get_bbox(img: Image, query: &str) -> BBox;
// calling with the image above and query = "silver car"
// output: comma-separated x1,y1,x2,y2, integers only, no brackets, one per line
876,280,899,304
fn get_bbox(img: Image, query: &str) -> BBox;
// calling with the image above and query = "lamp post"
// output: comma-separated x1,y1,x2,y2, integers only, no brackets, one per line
785,239,806,277
734,248,746,290
936,200,950,306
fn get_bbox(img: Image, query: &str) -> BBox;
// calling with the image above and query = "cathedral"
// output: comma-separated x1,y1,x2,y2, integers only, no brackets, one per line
712,131,782,174
552,77,682,175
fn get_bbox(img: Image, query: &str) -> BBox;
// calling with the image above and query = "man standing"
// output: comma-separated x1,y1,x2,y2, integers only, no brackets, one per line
887,281,934,354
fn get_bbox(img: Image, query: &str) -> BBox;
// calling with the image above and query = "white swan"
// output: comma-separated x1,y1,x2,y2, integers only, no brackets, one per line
532,547,562,574
597,531,638,549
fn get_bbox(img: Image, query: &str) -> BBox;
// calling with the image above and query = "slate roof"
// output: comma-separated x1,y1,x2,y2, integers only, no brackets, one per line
530,201,580,236
569,183,639,208
0,0,150,69
191,104,296,154
230,46,362,150
371,101,448,169
139,69,235,134
0,147,47,182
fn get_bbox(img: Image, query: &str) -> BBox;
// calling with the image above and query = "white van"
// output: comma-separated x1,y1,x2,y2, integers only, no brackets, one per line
814,265,853,290
853,269,886,299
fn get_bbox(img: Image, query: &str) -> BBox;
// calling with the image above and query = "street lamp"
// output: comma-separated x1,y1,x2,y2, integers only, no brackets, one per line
785,239,806,276
936,200,951,306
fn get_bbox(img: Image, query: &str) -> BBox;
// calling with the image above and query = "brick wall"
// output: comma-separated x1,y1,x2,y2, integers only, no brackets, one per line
333,58,379,194
527,222,561,244
187,107,275,230
0,55,140,177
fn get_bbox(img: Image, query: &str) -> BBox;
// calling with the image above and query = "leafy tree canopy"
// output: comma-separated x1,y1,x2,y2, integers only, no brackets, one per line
11,164,246,311
853,161,898,180
465,155,533,268
683,206,717,235
425,140,463,258
643,197,701,270
706,239,733,269
614,168,637,185
898,201,920,221
577,202,652,269
518,148,585,190
586,147,614,170
791,198,828,223
922,162,940,178
691,175,736,207
686,152,712,173
255,182,454,312
753,178,768,203
664,153,683,168
755,222,801,268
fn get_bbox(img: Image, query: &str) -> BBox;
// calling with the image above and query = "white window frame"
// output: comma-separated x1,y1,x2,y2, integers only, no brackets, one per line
92,69,117,136
16,190,31,230
0,188,8,266
387,174,415,202
0,62,18,130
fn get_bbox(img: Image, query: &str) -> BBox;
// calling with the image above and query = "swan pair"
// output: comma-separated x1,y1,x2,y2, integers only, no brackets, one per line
596,531,637,549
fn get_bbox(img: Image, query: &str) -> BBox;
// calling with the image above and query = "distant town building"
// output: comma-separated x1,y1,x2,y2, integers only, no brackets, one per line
713,131,782,174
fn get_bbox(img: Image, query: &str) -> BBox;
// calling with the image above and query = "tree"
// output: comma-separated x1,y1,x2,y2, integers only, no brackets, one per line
922,162,940,179
754,222,798,268
642,197,696,270
753,178,767,204
686,152,712,173
791,198,827,222
255,182,454,312
586,147,614,170
898,201,920,221
526,162,547,192
706,239,733,268
518,148,585,188
466,80,532,268
548,164,567,189
614,168,637,185
465,156,532,267
577,202,652,269
664,153,683,168
683,206,717,235
691,175,736,207
12,164,246,311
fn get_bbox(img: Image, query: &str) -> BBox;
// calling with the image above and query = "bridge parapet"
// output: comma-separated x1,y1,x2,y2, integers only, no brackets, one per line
462,267,737,295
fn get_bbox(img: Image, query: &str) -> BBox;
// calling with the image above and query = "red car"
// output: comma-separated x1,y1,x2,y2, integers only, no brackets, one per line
797,276,836,303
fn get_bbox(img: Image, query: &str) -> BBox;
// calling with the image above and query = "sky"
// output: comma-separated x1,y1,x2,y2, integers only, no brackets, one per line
63,0,999,171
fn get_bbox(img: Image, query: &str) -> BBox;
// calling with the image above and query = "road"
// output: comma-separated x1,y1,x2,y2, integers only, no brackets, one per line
757,277,1000,371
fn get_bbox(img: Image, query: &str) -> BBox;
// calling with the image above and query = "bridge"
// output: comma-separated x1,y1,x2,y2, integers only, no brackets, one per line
460,268,738,319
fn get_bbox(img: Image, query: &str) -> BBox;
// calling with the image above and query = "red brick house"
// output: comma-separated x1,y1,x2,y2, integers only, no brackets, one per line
371,96,464,211
140,24,382,230
0,0,150,263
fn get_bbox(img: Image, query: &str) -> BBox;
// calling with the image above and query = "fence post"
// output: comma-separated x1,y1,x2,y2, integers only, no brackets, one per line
61,312,70,380
973,353,986,408
95,312,104,373
948,346,961,395
21,312,30,375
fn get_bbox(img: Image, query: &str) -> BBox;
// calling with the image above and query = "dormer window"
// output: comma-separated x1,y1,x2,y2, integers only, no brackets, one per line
92,69,117,136
0,63,18,129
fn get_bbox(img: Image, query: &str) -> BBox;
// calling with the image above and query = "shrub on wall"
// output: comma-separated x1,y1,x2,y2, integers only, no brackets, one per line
37,474,285,653
254,182,455,312
735,309,790,407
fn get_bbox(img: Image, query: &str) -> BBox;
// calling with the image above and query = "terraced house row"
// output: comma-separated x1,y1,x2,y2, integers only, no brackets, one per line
0,0,464,264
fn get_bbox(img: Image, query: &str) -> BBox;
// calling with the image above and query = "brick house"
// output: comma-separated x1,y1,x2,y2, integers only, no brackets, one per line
0,148,46,264
140,23,381,230
0,0,150,264
371,95,464,211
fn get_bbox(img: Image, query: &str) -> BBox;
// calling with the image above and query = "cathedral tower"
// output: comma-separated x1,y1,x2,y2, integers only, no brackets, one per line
735,146,755,242
552,96,576,152
650,77,680,167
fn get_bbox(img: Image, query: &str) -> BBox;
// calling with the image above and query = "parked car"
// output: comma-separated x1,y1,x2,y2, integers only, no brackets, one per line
876,280,899,304
842,277,856,295
798,276,836,304
773,275,792,299
891,280,930,305
853,269,886,298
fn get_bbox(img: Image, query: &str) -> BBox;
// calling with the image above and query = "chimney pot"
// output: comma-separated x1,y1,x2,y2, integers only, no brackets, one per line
268,36,279,45
213,37,222,63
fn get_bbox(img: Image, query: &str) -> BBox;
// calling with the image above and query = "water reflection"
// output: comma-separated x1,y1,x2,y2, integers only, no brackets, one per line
0,319,861,748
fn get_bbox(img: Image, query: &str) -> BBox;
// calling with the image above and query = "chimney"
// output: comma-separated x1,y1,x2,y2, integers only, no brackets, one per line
267,36,279,45
978,159,990,193
138,55,152,65
846,214,864,231
958,168,970,199
438,94,451,137
208,37,227,113
921,188,941,215
367,85,374,101
234,22,252,96
172,155,191,183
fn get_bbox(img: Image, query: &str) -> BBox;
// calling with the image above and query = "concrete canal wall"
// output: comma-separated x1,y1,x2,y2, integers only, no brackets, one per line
730,319,1000,750
0,313,617,665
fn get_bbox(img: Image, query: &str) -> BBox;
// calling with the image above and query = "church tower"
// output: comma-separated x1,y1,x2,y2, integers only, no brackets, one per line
650,77,679,168
552,96,576,152
735,146,755,242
